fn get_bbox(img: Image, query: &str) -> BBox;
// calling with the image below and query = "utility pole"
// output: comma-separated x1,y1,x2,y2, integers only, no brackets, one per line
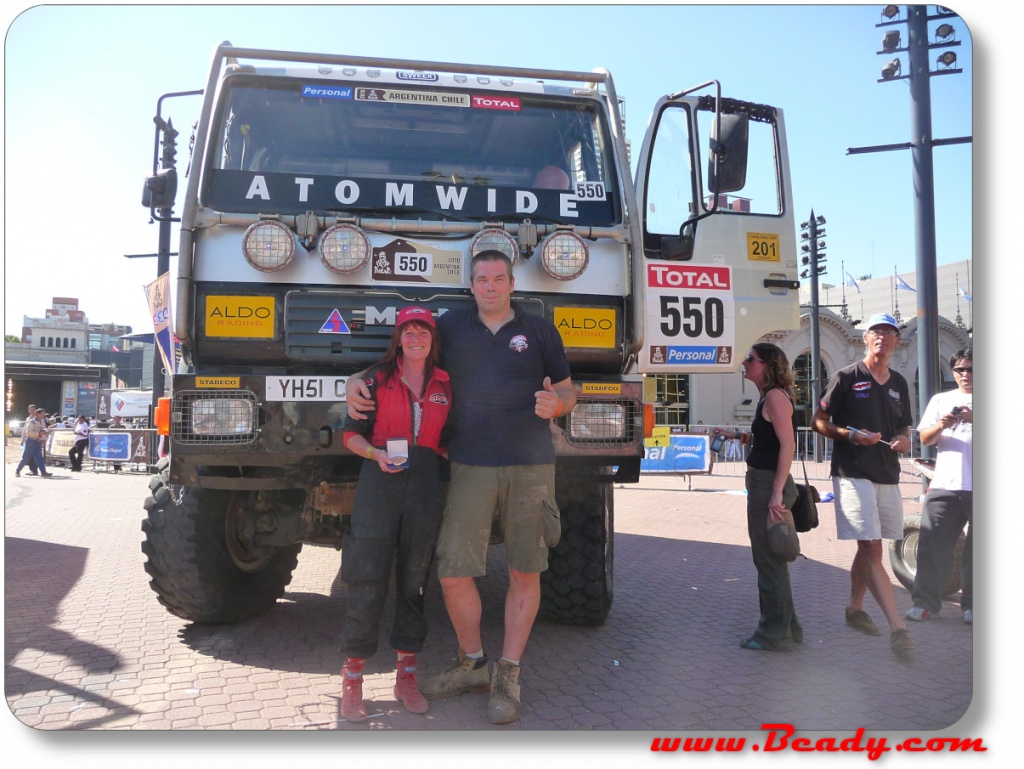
800,211,827,461
847,5,969,460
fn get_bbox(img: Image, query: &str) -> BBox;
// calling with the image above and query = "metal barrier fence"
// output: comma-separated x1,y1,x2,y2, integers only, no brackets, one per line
665,426,927,484
44,428,160,473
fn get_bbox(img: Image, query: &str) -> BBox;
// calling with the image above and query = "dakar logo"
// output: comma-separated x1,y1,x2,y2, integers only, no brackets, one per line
509,335,529,352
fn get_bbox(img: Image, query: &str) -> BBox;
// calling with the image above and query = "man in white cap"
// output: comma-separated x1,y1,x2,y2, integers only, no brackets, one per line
811,313,914,654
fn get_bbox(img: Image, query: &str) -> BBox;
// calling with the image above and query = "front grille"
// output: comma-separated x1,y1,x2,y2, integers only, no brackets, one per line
285,290,390,361
564,398,644,448
171,389,259,446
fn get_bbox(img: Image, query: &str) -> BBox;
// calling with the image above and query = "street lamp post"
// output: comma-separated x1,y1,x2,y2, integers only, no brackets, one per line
847,5,969,461
801,212,827,461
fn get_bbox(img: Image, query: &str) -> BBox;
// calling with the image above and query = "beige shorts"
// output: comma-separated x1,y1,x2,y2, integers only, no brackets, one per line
436,462,561,577
832,476,904,540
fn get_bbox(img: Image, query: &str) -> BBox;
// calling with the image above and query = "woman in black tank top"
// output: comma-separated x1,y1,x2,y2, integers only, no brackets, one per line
716,342,802,651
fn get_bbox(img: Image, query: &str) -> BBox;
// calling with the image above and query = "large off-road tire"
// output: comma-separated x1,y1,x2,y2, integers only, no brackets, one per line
141,459,301,623
540,468,613,625
888,513,964,597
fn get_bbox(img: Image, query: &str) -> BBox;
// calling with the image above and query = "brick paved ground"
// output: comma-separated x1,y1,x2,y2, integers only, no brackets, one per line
4,440,986,760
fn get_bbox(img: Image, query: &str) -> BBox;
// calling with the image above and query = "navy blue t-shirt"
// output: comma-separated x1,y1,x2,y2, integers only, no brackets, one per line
819,360,912,485
438,306,571,466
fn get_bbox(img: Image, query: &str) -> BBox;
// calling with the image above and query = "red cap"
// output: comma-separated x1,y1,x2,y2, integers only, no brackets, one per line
396,306,435,329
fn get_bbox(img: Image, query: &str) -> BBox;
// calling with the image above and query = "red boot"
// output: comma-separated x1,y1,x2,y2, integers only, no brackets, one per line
341,658,368,722
394,653,429,714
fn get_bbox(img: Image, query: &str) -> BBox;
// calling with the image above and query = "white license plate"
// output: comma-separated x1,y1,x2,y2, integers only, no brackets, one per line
265,376,349,402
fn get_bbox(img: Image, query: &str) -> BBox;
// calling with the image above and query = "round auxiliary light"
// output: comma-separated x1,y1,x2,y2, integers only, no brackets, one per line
319,223,371,274
540,231,589,281
470,228,518,266
241,220,296,272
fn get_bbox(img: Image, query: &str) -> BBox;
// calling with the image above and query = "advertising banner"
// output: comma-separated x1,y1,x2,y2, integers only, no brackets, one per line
145,272,175,377
641,434,713,474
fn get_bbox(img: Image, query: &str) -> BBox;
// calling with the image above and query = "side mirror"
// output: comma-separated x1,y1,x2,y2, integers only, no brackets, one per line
707,113,748,194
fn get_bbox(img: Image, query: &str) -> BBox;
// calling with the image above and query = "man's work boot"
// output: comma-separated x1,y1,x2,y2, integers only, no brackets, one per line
486,659,521,724
394,653,429,714
341,659,368,722
420,650,490,701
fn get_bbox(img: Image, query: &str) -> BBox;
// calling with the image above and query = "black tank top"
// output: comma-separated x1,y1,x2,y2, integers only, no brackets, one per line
746,389,796,472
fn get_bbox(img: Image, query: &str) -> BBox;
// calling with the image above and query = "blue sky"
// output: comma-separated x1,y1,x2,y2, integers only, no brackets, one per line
3,2,978,336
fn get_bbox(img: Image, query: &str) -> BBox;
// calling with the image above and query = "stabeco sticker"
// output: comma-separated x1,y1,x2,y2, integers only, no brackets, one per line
509,335,529,352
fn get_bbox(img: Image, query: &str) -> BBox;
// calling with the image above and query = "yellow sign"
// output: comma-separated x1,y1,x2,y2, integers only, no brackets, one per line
581,383,622,395
554,307,616,349
747,231,781,262
196,377,241,389
645,426,671,448
205,296,275,338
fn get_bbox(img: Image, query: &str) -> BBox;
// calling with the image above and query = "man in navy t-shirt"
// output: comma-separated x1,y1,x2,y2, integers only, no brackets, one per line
347,250,575,723
812,313,914,655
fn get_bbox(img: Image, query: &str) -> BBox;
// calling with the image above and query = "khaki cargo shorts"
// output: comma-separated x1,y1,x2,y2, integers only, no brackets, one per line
436,462,561,577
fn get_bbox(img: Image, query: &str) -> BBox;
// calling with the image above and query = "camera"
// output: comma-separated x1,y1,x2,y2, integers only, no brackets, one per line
951,406,963,416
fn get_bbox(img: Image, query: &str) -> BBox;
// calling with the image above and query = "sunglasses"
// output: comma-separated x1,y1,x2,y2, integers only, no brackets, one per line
743,354,763,364
869,328,899,337
952,367,973,374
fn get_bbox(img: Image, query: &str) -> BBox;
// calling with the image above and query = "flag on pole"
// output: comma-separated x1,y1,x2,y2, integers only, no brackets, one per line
895,275,916,292
844,272,861,293
958,284,972,302
145,272,176,377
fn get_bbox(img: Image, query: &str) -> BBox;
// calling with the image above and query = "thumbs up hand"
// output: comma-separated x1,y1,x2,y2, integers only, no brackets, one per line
534,376,563,420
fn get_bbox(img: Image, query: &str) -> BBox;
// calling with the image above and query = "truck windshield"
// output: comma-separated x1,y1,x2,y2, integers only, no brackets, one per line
204,78,620,226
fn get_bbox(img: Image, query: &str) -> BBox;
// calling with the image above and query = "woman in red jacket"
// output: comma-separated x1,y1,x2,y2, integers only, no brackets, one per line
339,306,451,722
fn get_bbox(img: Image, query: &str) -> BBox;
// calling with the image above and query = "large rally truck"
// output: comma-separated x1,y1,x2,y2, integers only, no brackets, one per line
141,43,799,626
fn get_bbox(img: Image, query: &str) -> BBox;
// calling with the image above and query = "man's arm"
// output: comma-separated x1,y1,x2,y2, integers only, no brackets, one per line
345,368,374,420
811,406,862,446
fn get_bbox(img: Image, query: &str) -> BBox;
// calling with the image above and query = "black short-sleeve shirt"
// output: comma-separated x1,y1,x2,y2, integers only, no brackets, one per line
819,360,913,484
438,306,571,467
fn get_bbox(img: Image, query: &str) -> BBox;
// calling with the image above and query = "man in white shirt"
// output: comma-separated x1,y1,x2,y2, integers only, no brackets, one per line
905,348,973,625
69,415,90,472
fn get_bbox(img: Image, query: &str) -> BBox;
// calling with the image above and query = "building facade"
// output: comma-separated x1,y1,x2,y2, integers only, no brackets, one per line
5,297,148,421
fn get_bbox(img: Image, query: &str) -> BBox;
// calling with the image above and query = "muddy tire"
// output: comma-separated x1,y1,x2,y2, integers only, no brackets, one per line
141,459,301,623
540,467,613,625
888,513,964,597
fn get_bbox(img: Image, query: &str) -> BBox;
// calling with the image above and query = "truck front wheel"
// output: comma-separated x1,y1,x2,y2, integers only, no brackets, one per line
141,460,301,623
540,468,613,625
888,512,964,597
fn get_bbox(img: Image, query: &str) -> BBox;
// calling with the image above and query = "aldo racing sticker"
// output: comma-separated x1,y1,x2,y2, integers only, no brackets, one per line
205,296,276,338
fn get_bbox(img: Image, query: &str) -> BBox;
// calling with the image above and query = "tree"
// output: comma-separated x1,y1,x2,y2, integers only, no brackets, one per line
5,334,22,344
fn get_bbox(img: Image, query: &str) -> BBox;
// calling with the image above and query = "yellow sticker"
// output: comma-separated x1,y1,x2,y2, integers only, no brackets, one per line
645,426,671,447
747,231,781,262
196,377,241,389
205,296,275,338
581,383,622,395
554,308,616,349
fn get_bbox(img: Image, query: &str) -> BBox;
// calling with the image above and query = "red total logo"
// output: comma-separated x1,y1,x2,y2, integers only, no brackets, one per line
647,264,731,290
471,95,521,111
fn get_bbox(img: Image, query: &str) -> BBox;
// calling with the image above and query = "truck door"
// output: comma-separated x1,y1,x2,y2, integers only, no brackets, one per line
633,83,800,373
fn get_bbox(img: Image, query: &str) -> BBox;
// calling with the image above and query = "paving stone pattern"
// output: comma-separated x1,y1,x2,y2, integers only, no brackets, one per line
5,450,972,733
